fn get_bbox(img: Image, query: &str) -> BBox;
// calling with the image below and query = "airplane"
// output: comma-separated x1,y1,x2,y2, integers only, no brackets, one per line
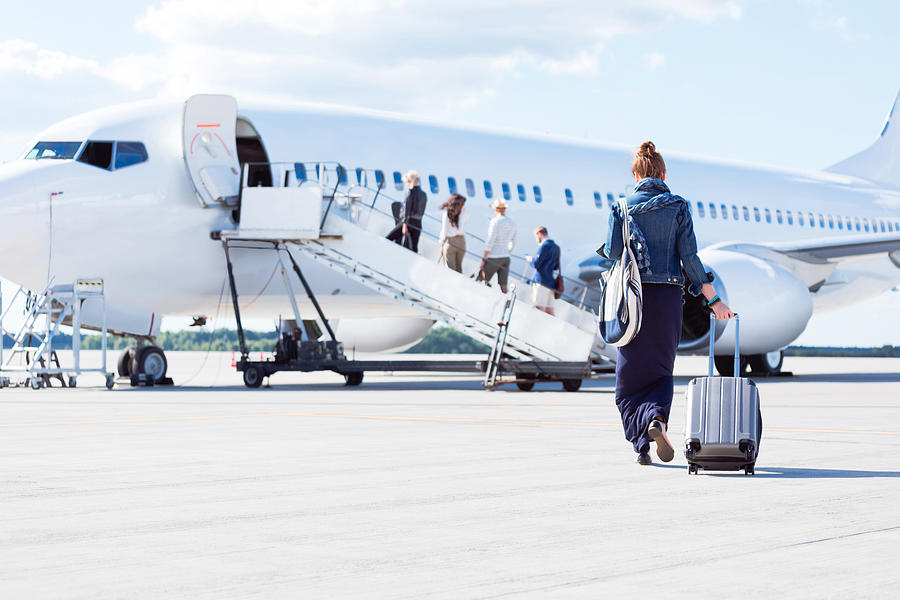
0,91,898,383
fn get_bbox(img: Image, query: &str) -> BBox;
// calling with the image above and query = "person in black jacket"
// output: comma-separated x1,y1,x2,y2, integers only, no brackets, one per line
386,171,427,253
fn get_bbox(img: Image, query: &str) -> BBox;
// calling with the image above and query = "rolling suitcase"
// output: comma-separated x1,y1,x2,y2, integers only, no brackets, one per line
684,313,762,475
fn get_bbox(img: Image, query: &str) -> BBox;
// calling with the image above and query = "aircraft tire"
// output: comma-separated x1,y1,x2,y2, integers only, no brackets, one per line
117,346,135,377
714,355,750,377
749,350,783,375
130,346,168,382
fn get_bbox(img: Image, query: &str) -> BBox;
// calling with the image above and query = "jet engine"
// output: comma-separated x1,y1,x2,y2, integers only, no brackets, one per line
679,248,813,364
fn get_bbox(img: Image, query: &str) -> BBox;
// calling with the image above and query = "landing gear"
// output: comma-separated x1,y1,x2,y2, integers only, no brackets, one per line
714,355,748,377
117,346,135,377
130,345,168,383
749,350,783,375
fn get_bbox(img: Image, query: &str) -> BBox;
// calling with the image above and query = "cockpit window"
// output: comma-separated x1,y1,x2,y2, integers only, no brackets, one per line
78,141,113,170
114,141,148,169
76,140,148,171
25,141,82,160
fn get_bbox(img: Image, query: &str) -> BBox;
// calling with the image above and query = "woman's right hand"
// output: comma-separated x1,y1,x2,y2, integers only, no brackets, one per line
711,301,734,320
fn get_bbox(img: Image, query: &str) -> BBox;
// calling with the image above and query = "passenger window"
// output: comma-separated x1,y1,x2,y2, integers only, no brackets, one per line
720,204,728,220
374,170,385,187
429,175,439,194
337,166,348,186
880,221,886,232
697,202,705,218
786,210,793,225
501,183,511,200
483,180,493,199
742,206,750,221
113,141,148,169
837,217,843,230
765,209,772,223
516,184,526,202
845,216,852,230
564,188,573,206
448,177,458,194
355,167,365,185
77,141,113,170
732,205,739,220
863,218,870,232
708,203,717,218
809,213,815,227
827,215,834,229
593,192,603,209
294,163,307,182
533,186,543,203
797,212,804,226
819,214,826,228
776,210,783,224
465,178,475,197
393,171,403,191
854,217,860,231
753,207,761,222
607,193,615,209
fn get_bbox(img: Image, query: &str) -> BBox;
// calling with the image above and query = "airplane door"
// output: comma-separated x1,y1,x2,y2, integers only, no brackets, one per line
183,94,241,207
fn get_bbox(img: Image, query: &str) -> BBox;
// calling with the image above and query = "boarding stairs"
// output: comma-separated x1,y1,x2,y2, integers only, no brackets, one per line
219,163,603,363
0,279,113,389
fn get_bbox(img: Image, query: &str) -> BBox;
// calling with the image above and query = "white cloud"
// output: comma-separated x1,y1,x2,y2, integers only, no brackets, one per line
646,52,666,70
0,1,747,113
0,40,103,80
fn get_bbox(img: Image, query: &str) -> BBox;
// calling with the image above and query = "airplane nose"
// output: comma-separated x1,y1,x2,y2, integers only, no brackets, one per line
0,161,52,290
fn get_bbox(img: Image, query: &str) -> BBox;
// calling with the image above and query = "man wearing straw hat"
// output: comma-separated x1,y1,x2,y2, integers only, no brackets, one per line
477,198,517,293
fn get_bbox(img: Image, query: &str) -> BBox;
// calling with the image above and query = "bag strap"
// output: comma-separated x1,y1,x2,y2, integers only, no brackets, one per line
618,197,632,257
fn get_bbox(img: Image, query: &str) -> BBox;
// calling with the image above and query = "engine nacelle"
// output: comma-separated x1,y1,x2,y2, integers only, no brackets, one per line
679,248,813,355
331,317,435,352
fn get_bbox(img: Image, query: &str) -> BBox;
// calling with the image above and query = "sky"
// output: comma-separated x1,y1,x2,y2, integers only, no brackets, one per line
0,0,898,346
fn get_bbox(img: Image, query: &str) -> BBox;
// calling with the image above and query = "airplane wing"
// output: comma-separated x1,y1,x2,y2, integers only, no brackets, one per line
710,234,900,291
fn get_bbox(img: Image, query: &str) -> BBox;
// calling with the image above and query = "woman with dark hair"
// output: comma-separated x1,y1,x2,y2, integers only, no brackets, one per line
605,141,734,465
439,193,468,272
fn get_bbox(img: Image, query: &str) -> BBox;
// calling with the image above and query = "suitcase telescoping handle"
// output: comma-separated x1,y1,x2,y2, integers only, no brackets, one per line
708,312,740,378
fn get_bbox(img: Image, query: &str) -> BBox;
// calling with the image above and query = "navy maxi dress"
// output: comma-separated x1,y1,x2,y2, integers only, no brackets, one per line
615,283,683,454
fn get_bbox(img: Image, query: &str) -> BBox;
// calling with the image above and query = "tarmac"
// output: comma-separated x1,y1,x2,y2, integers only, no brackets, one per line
0,352,898,599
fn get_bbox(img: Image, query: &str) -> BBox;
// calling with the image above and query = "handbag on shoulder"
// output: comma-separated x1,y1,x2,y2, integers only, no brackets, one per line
554,249,564,299
598,198,643,346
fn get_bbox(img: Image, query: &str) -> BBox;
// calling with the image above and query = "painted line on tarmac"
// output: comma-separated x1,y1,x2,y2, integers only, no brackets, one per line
0,411,899,436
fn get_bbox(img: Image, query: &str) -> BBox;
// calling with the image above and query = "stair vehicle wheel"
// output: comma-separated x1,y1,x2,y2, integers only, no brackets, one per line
243,365,264,388
562,379,582,392
105,373,115,390
130,346,168,383
344,372,364,387
516,378,535,392
30,378,42,390
68,376,76,388
749,350,783,375
117,346,135,377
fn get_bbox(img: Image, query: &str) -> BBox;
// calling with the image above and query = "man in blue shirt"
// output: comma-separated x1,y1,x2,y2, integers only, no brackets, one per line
527,226,560,315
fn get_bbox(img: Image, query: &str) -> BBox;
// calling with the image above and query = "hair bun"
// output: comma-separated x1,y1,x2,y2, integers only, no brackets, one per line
638,141,657,157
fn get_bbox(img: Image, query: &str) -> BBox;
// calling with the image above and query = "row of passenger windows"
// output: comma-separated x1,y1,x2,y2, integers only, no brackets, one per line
691,201,900,233
293,164,900,233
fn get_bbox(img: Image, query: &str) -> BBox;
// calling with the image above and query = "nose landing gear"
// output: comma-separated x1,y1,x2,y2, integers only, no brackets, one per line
117,344,171,385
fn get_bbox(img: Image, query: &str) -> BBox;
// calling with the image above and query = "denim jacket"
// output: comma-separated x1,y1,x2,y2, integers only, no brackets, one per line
603,178,713,295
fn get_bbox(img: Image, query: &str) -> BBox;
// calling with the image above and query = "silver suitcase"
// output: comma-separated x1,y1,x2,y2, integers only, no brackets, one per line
684,314,762,475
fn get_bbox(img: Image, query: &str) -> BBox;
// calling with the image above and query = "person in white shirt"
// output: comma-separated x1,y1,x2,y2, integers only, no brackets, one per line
439,193,468,273
478,198,517,293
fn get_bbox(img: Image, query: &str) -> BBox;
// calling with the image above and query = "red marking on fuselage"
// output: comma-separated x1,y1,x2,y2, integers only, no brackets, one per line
196,124,220,128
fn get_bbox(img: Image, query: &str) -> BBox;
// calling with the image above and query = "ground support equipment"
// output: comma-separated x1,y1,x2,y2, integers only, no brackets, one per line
218,236,592,391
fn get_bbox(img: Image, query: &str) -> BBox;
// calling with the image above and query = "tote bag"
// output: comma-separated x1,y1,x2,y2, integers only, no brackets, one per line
598,198,643,346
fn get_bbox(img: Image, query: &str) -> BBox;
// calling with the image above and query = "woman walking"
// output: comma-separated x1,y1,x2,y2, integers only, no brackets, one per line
439,193,468,272
605,142,734,465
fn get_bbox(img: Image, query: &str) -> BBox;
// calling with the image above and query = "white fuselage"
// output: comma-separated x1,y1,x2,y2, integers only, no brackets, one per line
0,99,898,350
